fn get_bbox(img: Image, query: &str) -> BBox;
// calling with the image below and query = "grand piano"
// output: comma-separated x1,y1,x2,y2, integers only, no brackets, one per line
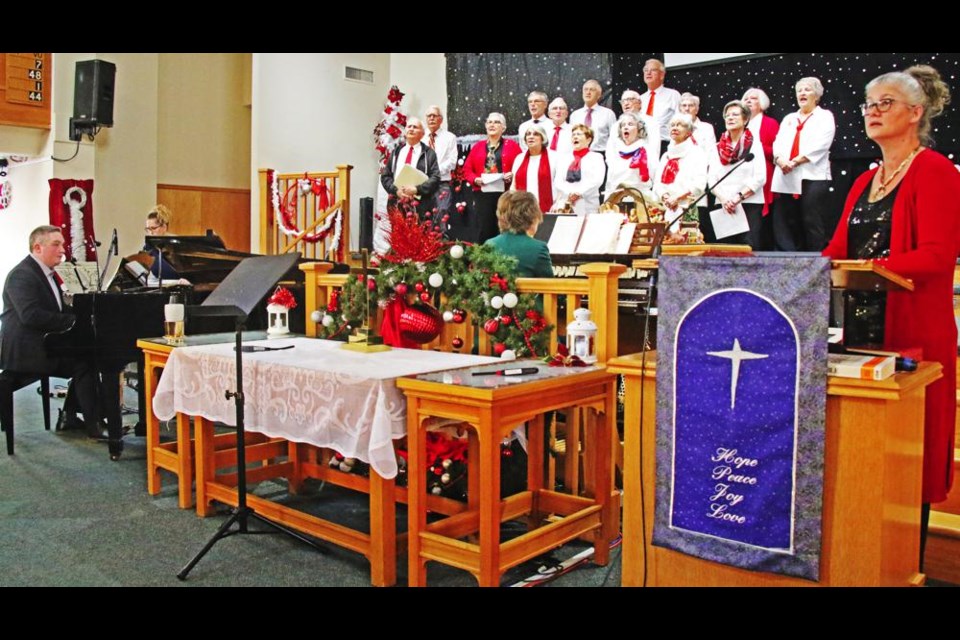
44,231,332,438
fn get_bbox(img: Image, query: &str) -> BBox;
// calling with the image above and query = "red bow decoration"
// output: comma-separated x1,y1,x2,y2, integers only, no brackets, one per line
544,343,587,368
267,286,297,309
395,113,407,127
387,86,405,104
386,124,403,139
490,273,509,292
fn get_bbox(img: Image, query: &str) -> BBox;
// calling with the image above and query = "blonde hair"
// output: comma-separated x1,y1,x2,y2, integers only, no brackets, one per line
146,204,172,227
867,64,952,146
496,191,543,233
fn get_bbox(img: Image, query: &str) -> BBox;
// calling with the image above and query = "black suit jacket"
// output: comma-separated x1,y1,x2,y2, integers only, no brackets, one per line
380,142,441,214
0,255,74,374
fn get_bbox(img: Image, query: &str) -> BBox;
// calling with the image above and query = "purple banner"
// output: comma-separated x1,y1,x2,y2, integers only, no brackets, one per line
654,257,829,581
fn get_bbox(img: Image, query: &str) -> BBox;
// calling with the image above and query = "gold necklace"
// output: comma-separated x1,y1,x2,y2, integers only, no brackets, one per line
876,146,923,197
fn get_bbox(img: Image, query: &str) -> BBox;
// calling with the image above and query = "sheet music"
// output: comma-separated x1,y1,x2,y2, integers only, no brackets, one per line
547,215,585,254
54,262,100,294
576,214,623,254
394,164,429,188
480,173,505,193
709,205,750,240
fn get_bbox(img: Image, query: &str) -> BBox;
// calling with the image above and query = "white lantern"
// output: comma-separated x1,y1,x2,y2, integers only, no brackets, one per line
267,304,291,337
566,308,598,364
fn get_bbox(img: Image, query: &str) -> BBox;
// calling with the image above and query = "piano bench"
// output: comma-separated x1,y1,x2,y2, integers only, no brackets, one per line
0,372,51,455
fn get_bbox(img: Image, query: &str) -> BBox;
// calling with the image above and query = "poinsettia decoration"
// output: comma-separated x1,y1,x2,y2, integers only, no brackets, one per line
317,205,552,358
373,85,408,171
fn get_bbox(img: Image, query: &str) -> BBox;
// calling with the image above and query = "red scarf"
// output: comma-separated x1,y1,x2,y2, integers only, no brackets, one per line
660,157,680,185
717,129,754,166
515,151,554,212
619,146,650,183
566,148,591,182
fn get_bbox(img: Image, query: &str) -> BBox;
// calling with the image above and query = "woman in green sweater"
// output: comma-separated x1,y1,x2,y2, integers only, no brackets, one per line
484,191,553,278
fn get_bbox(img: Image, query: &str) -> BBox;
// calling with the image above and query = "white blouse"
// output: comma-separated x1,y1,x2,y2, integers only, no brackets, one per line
771,105,836,194
605,139,653,194
708,134,767,206
654,138,709,206
552,151,606,216
510,150,558,211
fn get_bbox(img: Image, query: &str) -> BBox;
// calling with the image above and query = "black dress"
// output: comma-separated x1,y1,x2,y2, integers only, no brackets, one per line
843,184,897,347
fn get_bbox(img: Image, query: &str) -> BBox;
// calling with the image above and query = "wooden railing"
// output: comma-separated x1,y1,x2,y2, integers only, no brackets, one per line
299,262,626,361
258,166,352,260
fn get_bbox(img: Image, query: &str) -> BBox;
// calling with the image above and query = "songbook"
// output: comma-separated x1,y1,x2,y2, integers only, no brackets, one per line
394,164,429,189
480,173,505,193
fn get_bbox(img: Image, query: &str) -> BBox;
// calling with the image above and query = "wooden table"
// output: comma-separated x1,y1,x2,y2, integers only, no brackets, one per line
609,352,942,587
137,332,268,509
150,338,496,586
398,362,619,587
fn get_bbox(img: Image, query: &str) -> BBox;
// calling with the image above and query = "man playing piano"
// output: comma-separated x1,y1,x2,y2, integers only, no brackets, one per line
0,226,124,460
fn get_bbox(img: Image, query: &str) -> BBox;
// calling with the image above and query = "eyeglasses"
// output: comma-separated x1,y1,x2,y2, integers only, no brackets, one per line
860,98,901,116
145,225,163,232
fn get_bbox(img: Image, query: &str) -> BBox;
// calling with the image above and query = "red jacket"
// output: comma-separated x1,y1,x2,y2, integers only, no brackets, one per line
463,138,522,191
824,149,960,503
758,114,780,215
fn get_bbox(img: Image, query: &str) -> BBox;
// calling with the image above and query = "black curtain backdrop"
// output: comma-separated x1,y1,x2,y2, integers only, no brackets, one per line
446,53,614,136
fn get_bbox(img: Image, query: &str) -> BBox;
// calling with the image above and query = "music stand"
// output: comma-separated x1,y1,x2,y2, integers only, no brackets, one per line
177,253,327,581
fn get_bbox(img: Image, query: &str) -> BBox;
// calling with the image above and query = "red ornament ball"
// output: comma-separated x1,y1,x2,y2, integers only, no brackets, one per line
414,282,425,293
420,292,431,303
452,337,464,349
484,319,501,335
493,342,507,356
367,279,377,291
453,312,465,324
395,283,408,296
500,315,512,326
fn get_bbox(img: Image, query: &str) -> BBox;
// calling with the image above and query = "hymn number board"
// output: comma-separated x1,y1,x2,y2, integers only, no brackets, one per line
0,53,51,129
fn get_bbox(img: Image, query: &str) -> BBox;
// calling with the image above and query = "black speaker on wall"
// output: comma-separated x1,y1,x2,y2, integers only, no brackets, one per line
358,197,374,251
69,59,116,141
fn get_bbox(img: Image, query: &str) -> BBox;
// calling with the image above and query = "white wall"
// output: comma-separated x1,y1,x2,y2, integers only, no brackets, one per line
158,53,250,188
389,53,447,122
251,53,391,252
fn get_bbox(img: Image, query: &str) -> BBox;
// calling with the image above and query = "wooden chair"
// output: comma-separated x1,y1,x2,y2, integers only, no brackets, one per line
0,372,52,455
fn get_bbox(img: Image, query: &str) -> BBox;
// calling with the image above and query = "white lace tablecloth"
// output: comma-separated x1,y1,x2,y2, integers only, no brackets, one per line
152,338,497,478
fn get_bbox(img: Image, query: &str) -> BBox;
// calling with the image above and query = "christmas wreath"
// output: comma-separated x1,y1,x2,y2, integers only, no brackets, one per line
317,205,552,358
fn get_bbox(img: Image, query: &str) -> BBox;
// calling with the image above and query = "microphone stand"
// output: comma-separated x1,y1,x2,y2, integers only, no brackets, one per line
632,152,753,585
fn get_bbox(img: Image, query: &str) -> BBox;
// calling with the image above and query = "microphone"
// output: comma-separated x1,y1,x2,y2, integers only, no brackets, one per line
68,257,88,292
654,152,756,259
111,228,118,256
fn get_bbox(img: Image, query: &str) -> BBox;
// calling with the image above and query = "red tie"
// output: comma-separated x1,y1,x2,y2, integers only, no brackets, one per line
791,114,812,161
551,126,561,151
404,145,414,165
429,133,436,150
646,90,656,117
585,108,593,128
52,271,64,286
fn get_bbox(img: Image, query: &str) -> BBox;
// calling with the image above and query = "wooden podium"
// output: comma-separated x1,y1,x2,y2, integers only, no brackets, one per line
609,353,941,587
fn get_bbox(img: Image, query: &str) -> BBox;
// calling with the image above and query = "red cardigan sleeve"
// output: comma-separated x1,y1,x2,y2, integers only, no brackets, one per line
463,142,486,190
876,151,960,282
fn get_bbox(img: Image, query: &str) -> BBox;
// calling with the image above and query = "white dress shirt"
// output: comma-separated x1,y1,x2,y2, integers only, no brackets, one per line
518,116,550,151
510,150,558,211
771,106,836,195
553,151,606,216
692,119,717,154
543,121,573,156
640,86,682,140
393,143,423,176
426,129,458,181
570,104,618,152
708,135,767,206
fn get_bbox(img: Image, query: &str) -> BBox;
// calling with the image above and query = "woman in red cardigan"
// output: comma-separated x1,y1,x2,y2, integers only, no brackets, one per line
463,112,522,244
823,65,960,566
